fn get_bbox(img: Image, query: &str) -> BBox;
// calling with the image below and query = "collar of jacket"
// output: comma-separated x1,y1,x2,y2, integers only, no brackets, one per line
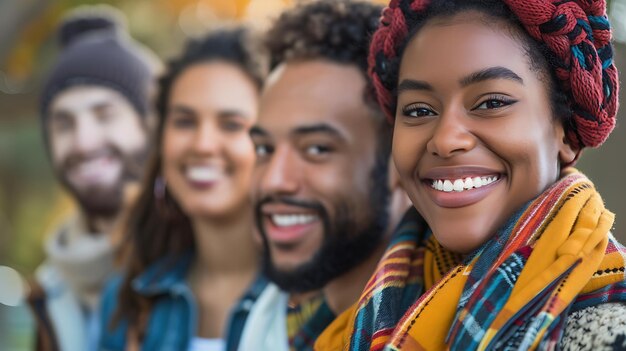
129,252,268,302
131,253,194,296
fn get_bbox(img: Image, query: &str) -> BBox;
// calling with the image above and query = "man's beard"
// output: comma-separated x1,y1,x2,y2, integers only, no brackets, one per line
57,145,147,220
256,161,390,293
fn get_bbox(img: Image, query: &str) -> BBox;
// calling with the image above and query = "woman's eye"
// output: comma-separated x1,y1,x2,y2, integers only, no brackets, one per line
170,116,196,128
401,103,436,118
222,121,244,132
474,96,516,110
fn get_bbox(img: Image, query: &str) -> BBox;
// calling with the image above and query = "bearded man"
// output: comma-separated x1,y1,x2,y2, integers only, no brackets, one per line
28,6,159,351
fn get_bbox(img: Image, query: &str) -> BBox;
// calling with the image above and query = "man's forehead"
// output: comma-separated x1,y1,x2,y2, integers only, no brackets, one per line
258,60,371,133
252,119,345,140
50,85,127,114
262,59,366,100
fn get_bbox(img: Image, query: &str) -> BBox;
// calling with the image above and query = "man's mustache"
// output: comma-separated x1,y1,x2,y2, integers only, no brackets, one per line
62,147,120,170
60,145,146,182
255,195,325,213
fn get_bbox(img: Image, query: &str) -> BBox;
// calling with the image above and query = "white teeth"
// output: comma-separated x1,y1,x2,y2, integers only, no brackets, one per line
473,177,483,188
432,180,445,191
187,166,221,182
430,175,500,192
272,214,317,227
70,155,120,186
76,157,110,175
464,177,474,189
453,179,464,192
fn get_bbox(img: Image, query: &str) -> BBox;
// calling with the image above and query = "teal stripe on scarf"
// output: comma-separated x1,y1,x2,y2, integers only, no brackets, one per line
350,208,427,350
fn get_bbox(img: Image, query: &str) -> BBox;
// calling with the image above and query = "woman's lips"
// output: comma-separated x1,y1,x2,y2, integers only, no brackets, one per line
419,166,505,208
184,165,223,189
423,175,503,208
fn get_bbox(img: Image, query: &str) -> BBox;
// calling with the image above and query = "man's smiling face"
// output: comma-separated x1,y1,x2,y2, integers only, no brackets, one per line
251,60,390,291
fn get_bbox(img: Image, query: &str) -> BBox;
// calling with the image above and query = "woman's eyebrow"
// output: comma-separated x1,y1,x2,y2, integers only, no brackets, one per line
397,79,433,94
459,66,524,87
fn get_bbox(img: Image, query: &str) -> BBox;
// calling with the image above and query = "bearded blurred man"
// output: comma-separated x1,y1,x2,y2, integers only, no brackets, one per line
28,6,159,351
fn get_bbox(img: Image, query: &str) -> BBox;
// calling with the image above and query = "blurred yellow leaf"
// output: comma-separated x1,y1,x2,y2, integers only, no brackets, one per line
5,3,62,80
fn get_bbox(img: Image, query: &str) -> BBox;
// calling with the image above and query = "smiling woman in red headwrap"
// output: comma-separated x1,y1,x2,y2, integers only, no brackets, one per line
315,0,626,350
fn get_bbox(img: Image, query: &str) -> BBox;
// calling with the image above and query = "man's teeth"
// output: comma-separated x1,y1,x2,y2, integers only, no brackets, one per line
272,214,317,227
431,176,499,192
76,157,110,174
187,167,221,182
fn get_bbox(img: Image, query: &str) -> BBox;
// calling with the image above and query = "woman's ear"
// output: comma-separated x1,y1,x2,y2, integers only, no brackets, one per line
557,126,581,168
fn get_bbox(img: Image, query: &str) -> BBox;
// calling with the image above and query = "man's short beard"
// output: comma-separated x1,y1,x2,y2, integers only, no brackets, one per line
57,145,147,221
257,155,391,293
67,182,123,219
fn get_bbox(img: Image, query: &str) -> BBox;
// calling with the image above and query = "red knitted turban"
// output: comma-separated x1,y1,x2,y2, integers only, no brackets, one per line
368,0,619,149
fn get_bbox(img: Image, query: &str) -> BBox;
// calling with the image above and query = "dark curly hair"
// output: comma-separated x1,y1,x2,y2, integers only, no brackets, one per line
110,26,268,335
265,0,391,154
266,0,382,80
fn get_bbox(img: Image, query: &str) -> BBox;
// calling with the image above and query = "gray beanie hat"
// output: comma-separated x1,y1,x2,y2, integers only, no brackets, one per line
40,6,157,121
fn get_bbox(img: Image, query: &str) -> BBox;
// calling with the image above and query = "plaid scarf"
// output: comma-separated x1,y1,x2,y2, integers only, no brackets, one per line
315,171,626,350
291,300,336,351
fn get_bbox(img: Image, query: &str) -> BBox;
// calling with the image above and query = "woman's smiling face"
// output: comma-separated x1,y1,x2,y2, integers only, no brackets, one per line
393,12,576,253
162,62,259,219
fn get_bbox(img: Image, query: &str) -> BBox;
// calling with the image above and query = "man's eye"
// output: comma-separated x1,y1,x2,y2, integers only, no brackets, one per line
306,145,332,156
401,103,436,118
255,144,273,157
52,119,73,131
50,113,75,132
97,107,118,123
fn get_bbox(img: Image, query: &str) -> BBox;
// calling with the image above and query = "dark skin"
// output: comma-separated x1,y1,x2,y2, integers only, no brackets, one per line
252,60,409,313
393,12,577,254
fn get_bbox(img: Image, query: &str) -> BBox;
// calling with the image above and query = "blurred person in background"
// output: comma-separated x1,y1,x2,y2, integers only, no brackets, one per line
99,27,269,351
28,5,159,351
238,1,412,350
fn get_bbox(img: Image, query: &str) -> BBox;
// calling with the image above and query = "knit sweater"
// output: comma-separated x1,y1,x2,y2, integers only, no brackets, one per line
561,303,626,350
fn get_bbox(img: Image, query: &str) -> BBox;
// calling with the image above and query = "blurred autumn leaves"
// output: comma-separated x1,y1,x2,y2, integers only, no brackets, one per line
0,0,293,96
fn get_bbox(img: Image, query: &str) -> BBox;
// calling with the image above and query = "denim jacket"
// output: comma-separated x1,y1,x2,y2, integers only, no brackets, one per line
99,254,267,351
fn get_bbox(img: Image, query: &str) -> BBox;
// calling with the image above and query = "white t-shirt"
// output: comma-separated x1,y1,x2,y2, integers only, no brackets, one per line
189,337,225,351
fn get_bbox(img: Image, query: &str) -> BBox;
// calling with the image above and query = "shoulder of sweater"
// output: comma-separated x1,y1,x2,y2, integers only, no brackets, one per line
561,303,626,351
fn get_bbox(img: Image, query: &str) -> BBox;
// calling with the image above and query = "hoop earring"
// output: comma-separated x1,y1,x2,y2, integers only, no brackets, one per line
154,176,167,200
